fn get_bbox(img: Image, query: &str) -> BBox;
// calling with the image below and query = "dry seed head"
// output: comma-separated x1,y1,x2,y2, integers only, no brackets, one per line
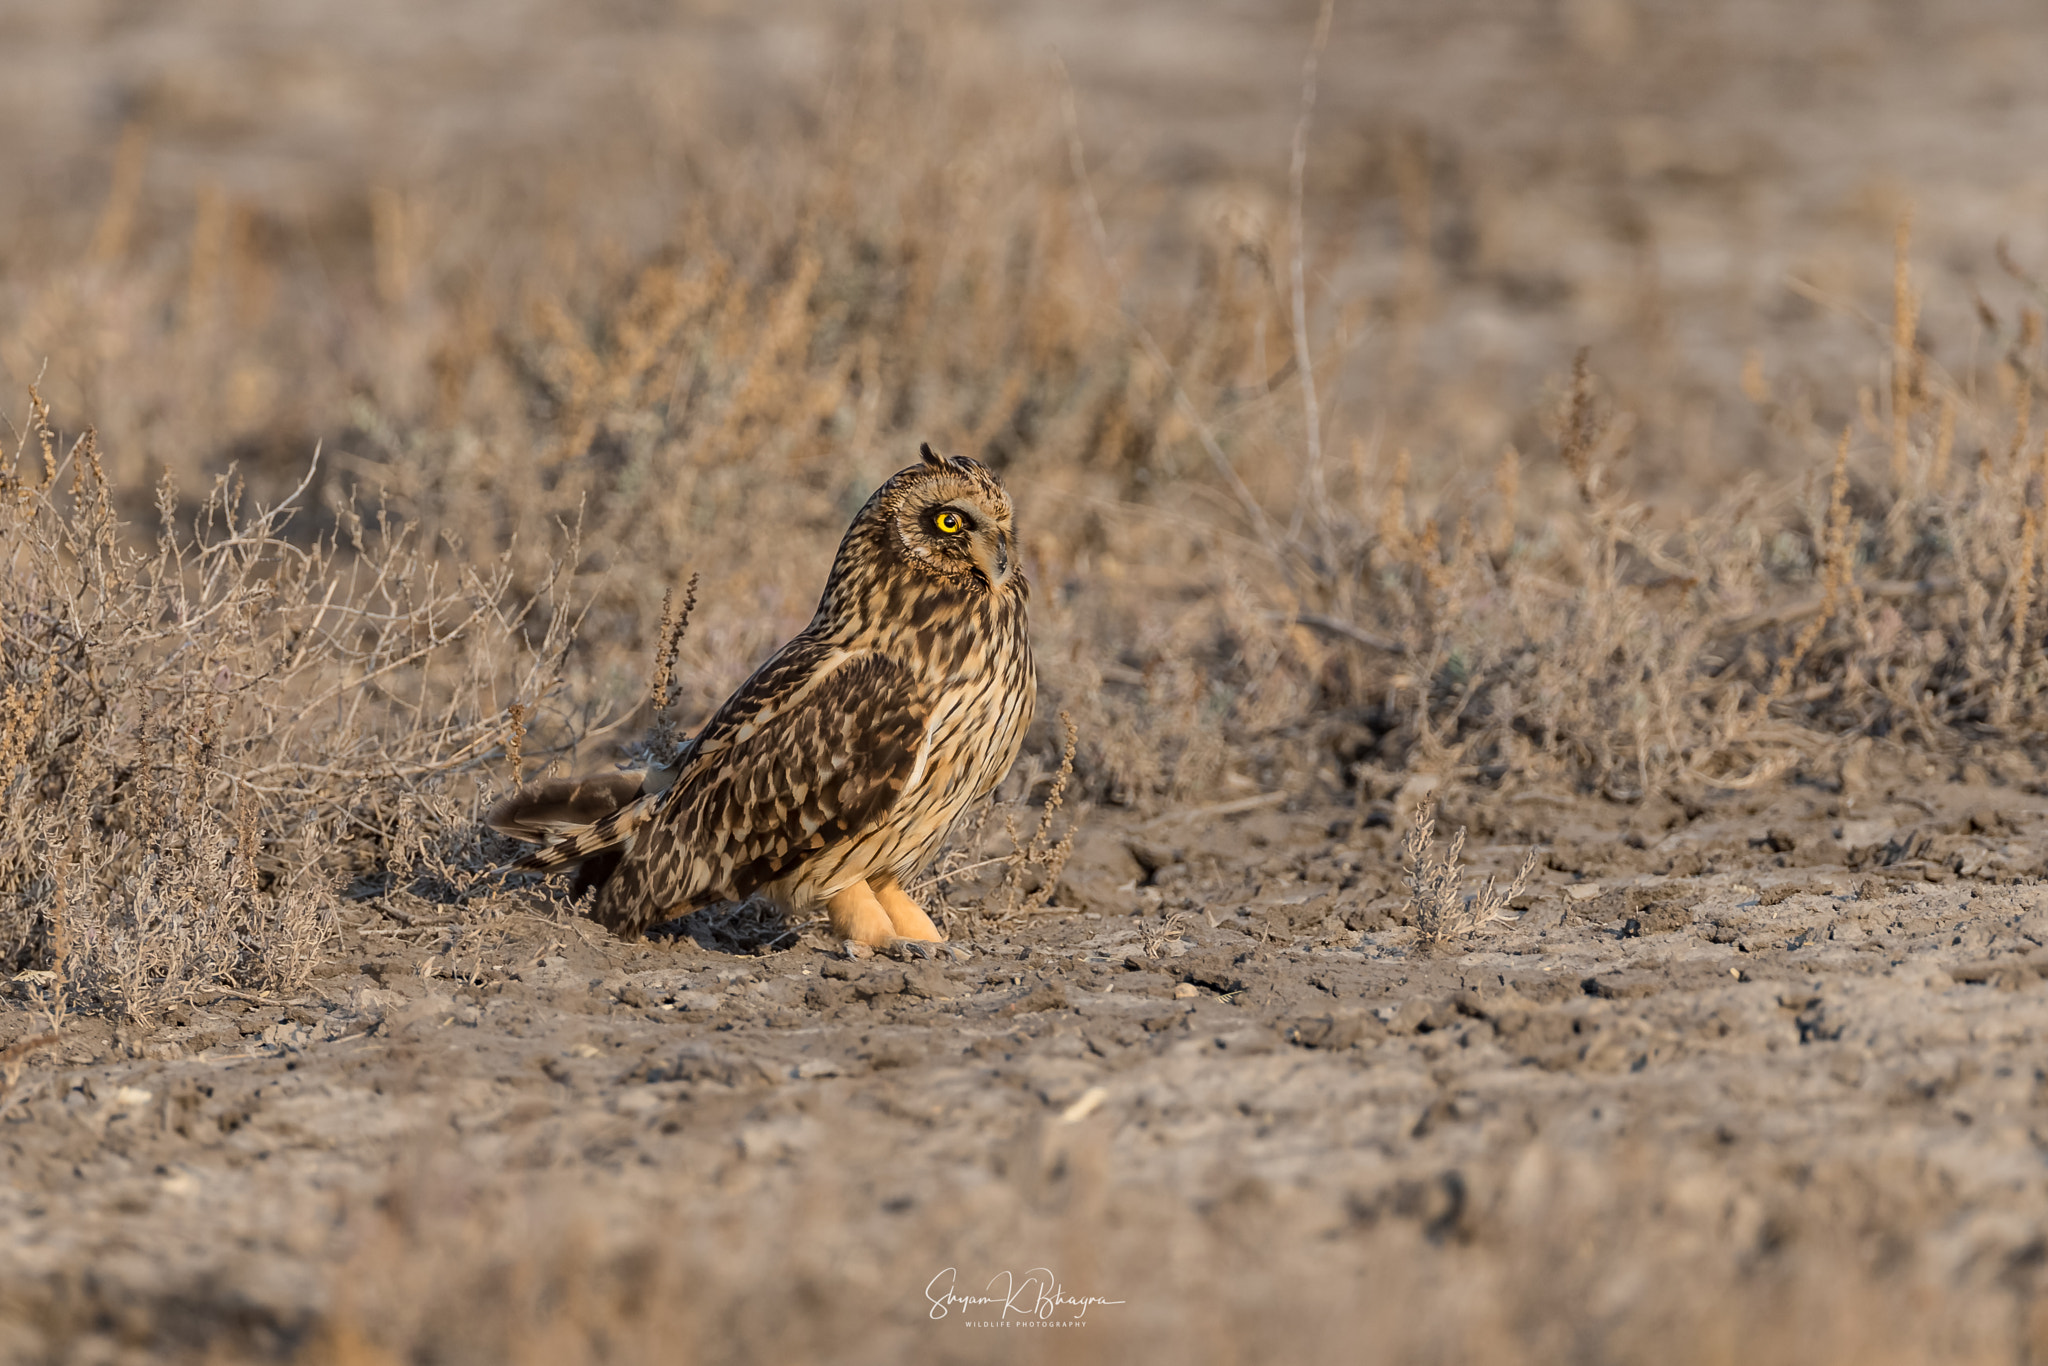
1891,208,1919,488
2010,309,2042,473
648,572,699,714
504,703,528,787
28,385,56,490
1933,391,1958,488
1490,444,1520,559
1559,347,1604,504
1022,711,1081,912
0,659,57,778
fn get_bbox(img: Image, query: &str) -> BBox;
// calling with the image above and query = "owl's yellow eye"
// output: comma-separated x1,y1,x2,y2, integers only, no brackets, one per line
934,510,964,534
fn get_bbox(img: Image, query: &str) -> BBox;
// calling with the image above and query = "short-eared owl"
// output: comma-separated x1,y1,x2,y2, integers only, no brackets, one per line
487,444,1035,952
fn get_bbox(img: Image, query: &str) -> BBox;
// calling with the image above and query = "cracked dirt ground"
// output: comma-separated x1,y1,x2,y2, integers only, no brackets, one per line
8,765,2048,1363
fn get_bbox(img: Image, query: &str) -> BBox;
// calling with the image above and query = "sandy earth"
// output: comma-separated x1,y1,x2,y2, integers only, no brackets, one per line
7,761,2048,1360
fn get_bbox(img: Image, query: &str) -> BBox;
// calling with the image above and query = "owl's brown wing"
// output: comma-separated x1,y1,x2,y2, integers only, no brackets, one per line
593,643,930,933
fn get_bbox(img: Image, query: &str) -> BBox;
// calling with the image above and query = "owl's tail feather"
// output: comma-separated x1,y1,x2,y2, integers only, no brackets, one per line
485,771,644,849
485,768,669,896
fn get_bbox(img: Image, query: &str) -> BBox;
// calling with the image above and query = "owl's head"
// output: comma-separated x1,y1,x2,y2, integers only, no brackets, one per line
871,444,1021,594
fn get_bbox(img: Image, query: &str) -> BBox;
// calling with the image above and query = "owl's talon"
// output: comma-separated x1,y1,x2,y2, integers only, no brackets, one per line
843,941,877,961
884,937,938,961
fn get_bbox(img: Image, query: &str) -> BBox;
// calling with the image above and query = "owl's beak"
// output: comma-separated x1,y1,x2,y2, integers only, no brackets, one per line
969,529,1014,590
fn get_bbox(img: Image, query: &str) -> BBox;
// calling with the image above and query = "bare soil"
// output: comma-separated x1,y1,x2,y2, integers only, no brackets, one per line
9,761,2048,1362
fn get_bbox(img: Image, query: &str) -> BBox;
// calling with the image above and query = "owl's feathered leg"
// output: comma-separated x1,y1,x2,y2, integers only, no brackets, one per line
826,880,896,946
870,873,945,942
826,879,941,958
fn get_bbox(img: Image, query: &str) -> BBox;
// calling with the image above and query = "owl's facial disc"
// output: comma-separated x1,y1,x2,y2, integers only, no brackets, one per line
917,496,1014,590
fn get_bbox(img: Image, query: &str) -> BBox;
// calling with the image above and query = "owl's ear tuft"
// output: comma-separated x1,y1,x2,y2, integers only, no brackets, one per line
919,442,949,471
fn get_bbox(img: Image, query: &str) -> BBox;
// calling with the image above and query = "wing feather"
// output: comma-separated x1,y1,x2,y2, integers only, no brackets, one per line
595,643,929,931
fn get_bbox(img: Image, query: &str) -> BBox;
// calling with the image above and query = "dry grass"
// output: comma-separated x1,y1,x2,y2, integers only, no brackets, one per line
0,394,581,1019
1401,797,1538,950
2,9,2045,1013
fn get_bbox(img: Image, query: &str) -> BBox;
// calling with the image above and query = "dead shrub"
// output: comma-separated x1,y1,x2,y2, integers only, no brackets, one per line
0,397,581,1020
1401,798,1537,951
